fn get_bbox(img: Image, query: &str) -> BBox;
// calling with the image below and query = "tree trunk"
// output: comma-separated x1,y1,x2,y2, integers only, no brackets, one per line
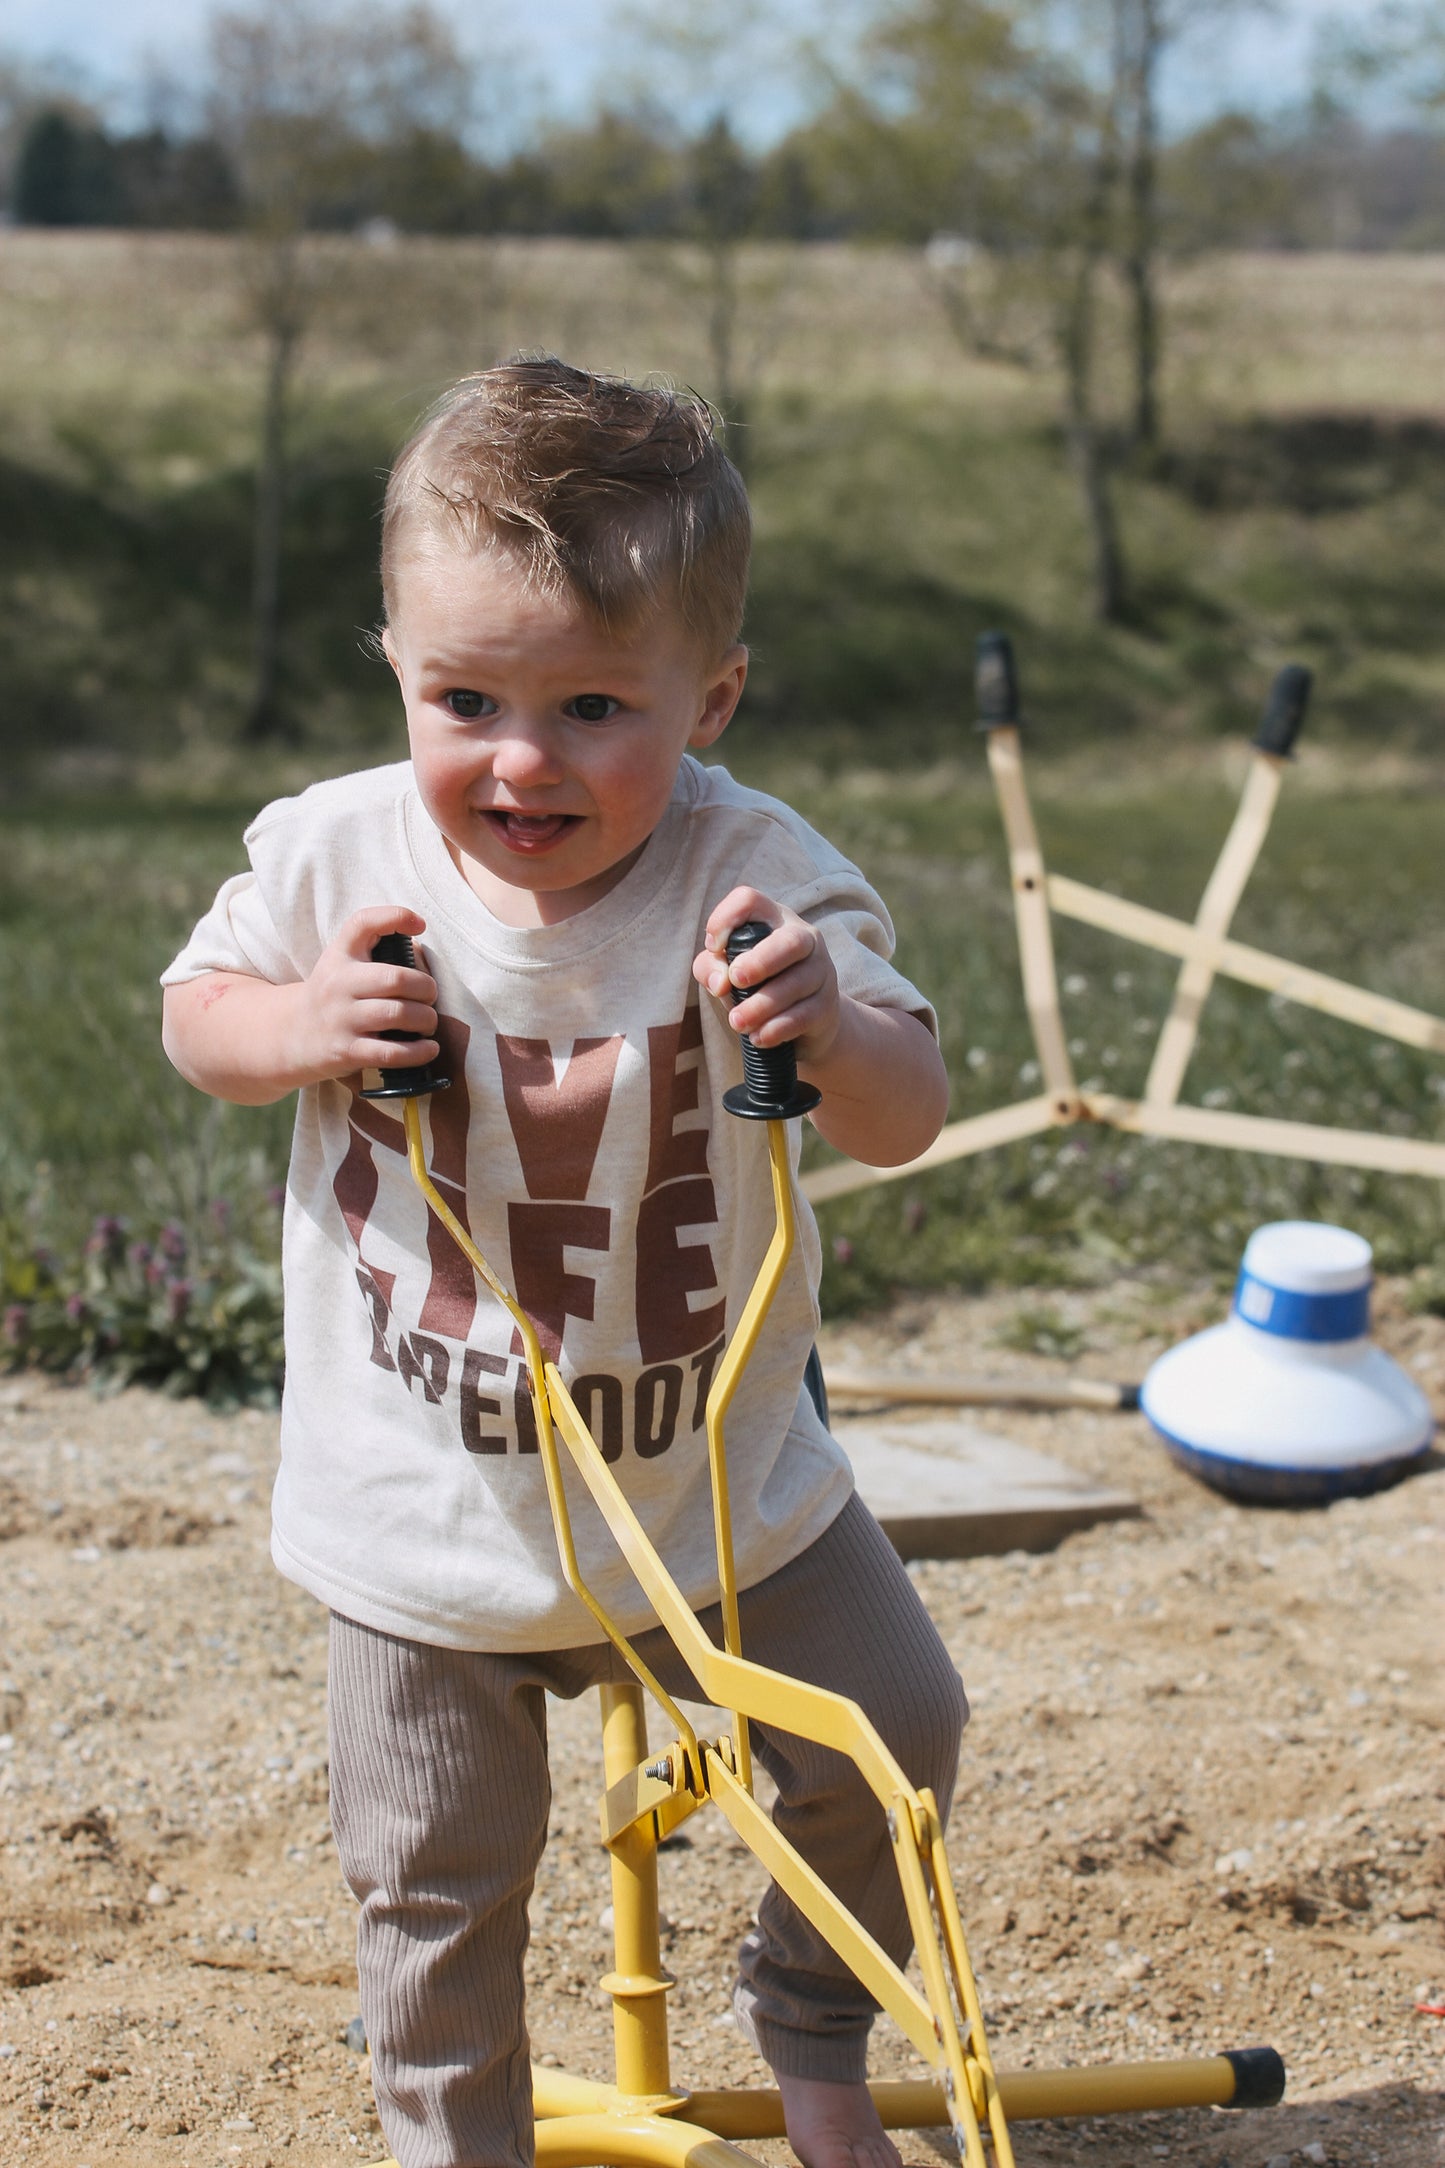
245,294,300,744
1120,0,1163,449
707,235,747,476
1060,254,1128,625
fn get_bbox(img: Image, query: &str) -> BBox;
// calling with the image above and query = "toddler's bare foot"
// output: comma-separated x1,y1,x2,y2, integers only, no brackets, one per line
774,2071,903,2168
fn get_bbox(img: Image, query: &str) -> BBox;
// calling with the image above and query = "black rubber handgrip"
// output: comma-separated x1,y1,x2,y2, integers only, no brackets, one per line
359,932,450,1100
1253,664,1311,758
1222,2046,1286,2110
975,630,1021,731
721,921,821,1122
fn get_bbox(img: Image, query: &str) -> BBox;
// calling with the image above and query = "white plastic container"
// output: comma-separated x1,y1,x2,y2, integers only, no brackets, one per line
1141,1221,1433,1504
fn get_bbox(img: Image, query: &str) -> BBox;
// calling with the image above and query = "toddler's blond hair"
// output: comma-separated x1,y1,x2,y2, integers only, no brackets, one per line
382,357,751,660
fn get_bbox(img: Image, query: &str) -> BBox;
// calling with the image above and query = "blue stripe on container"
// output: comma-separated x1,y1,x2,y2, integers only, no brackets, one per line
1232,1268,1370,1343
1142,1408,1430,1505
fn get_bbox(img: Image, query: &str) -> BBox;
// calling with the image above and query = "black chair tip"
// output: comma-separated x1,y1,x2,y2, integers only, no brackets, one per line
1223,2045,1286,2109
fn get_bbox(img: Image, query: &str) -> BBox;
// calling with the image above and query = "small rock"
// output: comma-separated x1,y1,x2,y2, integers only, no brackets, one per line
1016,1901,1050,1939
343,2015,368,2054
146,1883,172,1907
1302,2147,1328,2165
1395,1890,1437,1920
222,2115,256,2129
1264,2154,1293,2168
1113,1953,1151,1982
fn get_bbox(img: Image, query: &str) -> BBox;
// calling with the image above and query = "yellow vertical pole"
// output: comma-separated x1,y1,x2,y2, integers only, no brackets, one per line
1144,749,1286,1109
984,725,1077,1116
597,1683,675,2101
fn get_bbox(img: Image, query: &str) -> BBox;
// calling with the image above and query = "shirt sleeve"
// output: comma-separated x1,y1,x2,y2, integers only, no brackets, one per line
775,864,938,1039
160,871,300,987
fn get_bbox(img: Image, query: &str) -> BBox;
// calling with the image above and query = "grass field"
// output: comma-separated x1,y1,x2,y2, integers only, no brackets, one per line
3,753,1442,1335
5,235,1445,777
2,234,1443,1377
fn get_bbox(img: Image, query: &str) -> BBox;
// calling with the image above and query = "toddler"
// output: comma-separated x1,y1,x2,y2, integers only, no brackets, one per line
162,357,966,2168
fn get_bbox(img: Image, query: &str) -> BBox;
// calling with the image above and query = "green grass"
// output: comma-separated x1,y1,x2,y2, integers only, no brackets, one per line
4,237,1445,778
2,234,1444,1348
4,768,1441,1327
792,771,1445,1310
0,798,296,1243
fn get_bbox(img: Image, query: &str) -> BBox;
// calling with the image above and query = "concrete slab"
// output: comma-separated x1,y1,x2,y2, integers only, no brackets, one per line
831,1414,1141,1561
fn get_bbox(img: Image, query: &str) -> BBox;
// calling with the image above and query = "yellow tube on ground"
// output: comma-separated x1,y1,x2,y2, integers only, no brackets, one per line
535,2112,764,2168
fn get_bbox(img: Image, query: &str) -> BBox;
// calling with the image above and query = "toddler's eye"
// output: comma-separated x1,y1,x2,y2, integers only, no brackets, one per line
445,689,491,718
566,694,619,725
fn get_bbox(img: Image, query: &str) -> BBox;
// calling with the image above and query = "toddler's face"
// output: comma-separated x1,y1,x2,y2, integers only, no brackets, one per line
384,543,745,927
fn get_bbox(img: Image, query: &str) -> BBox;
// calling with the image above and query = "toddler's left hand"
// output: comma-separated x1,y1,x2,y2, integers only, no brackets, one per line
693,889,840,1067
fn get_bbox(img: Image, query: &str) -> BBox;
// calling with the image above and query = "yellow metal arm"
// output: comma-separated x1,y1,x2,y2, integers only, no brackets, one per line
392,1045,1283,2168
398,1085,1008,2165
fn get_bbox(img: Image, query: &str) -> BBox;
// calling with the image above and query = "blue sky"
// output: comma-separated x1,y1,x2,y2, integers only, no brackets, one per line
3,0,1392,140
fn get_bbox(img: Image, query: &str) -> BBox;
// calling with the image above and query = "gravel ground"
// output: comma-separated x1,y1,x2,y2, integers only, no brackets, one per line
1,1275,1442,2168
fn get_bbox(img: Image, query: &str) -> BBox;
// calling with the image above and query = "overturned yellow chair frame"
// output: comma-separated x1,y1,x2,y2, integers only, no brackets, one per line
366,913,1284,2168
803,640,1445,1221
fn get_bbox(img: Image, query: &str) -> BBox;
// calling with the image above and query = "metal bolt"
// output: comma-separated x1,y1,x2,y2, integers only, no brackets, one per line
645,1757,673,1784
886,1810,898,1841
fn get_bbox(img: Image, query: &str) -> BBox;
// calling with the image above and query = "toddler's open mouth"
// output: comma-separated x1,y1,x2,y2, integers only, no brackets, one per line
484,809,579,851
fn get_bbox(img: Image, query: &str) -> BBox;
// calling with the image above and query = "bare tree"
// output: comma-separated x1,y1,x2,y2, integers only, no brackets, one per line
858,0,1132,618
206,0,477,741
613,0,799,472
1112,0,1264,449
1113,0,1163,446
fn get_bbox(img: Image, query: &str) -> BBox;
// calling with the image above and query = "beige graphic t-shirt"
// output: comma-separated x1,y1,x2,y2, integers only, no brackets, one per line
164,758,935,1651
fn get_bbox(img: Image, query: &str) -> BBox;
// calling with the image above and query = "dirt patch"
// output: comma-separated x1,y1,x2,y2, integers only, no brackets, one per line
1,1279,1442,2167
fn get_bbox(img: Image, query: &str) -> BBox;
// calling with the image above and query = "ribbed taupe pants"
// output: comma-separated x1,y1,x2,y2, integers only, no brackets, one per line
328,1494,969,2168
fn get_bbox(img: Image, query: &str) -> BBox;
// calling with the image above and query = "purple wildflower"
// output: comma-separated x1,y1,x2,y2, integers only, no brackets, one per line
87,1215,126,1262
65,1293,88,1324
159,1223,188,1264
165,1280,192,1324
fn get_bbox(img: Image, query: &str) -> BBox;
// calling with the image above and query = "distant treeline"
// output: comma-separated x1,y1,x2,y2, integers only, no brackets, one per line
9,99,1445,252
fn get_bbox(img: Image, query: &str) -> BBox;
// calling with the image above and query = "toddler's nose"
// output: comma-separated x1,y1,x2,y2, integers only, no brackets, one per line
491,722,565,789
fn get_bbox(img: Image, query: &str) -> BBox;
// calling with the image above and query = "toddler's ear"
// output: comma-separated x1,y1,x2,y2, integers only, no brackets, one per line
380,626,403,681
690,644,748,748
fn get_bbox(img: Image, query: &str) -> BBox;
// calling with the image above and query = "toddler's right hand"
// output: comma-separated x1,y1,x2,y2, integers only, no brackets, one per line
298,907,440,1083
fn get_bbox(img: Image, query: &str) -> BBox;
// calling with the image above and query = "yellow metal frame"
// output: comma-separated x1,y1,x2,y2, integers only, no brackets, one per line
801,723,1445,1211
361,1090,1282,2168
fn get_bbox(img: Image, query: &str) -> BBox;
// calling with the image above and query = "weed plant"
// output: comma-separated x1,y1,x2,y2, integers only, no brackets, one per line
1,1200,283,1407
